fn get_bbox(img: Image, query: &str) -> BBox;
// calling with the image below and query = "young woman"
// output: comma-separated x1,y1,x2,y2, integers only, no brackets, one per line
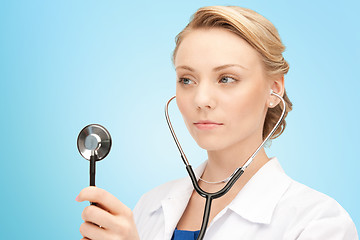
76,6,358,240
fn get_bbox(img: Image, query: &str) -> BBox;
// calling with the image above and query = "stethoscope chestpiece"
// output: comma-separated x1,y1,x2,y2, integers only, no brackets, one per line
77,124,112,206
77,124,112,161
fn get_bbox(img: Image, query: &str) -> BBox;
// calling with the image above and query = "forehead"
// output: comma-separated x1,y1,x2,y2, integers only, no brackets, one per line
175,28,262,70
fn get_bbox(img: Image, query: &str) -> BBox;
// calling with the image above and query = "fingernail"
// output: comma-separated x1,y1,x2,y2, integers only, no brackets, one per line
75,195,80,202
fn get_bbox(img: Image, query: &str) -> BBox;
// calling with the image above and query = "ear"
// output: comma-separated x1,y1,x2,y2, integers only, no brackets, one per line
267,75,285,108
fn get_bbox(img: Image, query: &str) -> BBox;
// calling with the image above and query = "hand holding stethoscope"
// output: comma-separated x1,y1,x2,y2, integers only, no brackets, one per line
75,124,140,240
75,186,140,240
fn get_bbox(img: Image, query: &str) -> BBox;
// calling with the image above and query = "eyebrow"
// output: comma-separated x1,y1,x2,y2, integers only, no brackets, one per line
175,64,248,72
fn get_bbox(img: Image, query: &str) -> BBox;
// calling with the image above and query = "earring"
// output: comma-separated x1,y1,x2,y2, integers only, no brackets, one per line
269,102,274,107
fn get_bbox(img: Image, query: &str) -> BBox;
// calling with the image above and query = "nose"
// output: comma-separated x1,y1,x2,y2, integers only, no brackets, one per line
194,82,216,110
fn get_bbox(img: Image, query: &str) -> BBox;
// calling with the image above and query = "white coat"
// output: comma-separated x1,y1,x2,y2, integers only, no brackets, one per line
133,157,358,239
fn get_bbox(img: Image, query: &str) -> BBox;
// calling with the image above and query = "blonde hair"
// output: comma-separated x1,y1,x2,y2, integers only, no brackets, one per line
172,6,293,140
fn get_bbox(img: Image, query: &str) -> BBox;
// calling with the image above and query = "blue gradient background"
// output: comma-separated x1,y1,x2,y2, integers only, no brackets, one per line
0,0,359,238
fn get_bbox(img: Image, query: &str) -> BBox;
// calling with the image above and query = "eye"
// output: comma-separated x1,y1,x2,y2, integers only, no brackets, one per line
219,76,237,84
178,78,195,85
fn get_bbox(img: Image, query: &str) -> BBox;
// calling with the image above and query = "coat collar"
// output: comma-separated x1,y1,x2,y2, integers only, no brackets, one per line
227,157,292,224
148,161,207,214
149,157,291,238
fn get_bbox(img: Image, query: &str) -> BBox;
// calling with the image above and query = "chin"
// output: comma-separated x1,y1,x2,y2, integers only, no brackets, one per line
192,131,255,153
194,137,229,151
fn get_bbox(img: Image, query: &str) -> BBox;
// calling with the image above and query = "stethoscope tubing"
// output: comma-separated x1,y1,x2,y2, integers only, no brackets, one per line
165,92,286,240
165,95,190,166
185,164,245,239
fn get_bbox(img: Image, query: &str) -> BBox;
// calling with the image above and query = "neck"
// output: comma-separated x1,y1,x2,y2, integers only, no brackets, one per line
202,136,270,183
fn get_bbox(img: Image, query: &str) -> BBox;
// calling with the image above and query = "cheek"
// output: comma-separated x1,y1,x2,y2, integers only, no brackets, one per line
176,85,194,118
225,85,267,131
176,95,191,122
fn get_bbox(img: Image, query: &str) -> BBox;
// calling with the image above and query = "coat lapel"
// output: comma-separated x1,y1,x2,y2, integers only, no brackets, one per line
161,162,207,240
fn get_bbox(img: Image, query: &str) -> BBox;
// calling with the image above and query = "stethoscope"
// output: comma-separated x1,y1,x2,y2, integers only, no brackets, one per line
164,90,286,240
75,91,285,239
77,124,112,205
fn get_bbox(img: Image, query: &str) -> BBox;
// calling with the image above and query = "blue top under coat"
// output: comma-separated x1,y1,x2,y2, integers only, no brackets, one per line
171,228,201,240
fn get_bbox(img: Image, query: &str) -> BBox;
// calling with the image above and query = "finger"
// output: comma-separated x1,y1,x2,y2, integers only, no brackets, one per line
79,221,109,240
76,187,130,216
81,205,118,230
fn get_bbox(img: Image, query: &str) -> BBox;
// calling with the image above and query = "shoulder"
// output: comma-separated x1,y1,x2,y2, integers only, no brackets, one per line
283,179,349,217
279,178,358,239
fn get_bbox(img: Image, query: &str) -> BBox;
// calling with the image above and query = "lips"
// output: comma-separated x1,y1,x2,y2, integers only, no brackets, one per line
194,120,223,130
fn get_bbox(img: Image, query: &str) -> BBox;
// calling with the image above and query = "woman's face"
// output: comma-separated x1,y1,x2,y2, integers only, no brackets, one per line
174,28,272,151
